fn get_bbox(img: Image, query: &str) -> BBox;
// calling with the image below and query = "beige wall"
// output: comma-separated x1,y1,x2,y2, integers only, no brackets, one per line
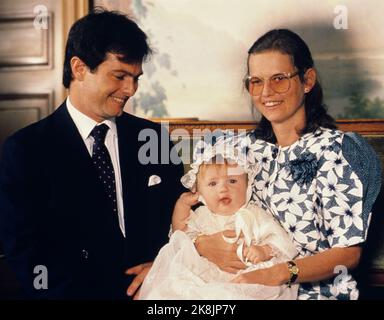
0,0,88,149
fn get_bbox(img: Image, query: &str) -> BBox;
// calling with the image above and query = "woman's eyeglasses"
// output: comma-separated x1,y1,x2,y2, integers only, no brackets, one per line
245,71,300,96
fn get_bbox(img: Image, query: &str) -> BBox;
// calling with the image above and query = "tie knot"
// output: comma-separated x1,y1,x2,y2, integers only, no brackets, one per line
90,124,109,142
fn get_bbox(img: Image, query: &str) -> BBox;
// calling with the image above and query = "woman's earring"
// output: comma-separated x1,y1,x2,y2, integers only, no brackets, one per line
304,88,309,93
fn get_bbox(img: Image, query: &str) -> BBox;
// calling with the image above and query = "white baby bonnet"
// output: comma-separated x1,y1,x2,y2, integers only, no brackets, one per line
180,131,269,266
180,131,260,203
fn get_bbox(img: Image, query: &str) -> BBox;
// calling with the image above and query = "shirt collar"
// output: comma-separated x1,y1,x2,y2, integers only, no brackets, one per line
66,96,117,140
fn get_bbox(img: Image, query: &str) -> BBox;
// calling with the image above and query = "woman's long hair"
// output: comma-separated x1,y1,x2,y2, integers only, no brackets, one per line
247,29,336,143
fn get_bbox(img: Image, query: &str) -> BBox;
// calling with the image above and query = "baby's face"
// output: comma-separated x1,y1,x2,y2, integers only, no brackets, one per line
197,164,247,215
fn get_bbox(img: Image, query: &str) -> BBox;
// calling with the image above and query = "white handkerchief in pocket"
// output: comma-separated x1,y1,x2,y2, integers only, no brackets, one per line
148,175,162,187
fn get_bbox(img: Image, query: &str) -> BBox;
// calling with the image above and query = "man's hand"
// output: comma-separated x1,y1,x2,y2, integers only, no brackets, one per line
125,262,153,299
195,230,246,273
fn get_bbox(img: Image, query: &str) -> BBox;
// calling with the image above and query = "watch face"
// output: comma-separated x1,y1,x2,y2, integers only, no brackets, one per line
291,266,299,274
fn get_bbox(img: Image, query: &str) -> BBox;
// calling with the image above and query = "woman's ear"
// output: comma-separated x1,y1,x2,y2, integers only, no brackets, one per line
70,56,88,82
303,68,317,93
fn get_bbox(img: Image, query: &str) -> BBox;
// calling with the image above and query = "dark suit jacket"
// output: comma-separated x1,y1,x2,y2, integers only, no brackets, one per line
0,103,184,299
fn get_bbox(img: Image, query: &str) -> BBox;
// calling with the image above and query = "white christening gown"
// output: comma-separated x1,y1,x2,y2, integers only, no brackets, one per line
139,204,298,300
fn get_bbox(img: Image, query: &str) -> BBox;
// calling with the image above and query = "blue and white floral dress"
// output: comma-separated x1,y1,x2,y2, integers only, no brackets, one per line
246,127,381,299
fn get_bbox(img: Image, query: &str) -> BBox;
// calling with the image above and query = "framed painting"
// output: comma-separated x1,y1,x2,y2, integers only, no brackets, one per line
93,0,384,121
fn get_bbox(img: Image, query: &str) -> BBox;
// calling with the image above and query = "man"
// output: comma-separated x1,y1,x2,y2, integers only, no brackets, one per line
0,9,184,299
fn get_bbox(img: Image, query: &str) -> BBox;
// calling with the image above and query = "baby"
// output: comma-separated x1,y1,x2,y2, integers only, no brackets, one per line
139,135,298,299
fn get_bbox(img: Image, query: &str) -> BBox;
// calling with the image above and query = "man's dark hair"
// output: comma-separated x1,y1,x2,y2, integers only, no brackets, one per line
246,29,336,143
63,8,152,88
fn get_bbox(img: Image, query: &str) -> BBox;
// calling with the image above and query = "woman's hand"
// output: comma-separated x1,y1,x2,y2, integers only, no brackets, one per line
125,262,153,299
195,230,246,273
178,191,200,207
231,263,288,286
172,192,200,231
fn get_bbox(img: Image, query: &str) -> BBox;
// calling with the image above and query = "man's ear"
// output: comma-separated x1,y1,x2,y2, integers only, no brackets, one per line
303,68,317,93
70,56,88,82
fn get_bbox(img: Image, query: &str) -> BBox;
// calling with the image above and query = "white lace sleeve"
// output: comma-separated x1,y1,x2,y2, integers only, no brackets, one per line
168,208,196,239
247,204,298,260
183,206,217,240
183,208,203,240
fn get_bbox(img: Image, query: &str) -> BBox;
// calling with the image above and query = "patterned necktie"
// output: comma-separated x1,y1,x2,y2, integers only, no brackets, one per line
90,124,118,214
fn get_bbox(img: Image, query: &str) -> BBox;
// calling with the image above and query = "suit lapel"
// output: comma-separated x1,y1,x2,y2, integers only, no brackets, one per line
49,108,144,237
48,104,107,205
115,115,141,231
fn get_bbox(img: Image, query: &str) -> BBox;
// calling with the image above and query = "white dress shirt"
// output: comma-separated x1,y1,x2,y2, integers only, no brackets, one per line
66,97,126,237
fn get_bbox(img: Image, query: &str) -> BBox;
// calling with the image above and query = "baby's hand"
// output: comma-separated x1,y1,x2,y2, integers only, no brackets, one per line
177,192,200,208
243,245,271,264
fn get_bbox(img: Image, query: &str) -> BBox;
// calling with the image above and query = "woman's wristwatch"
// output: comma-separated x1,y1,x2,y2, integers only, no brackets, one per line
286,260,299,287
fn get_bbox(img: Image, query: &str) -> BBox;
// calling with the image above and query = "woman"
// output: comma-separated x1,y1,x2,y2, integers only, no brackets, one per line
194,29,382,299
